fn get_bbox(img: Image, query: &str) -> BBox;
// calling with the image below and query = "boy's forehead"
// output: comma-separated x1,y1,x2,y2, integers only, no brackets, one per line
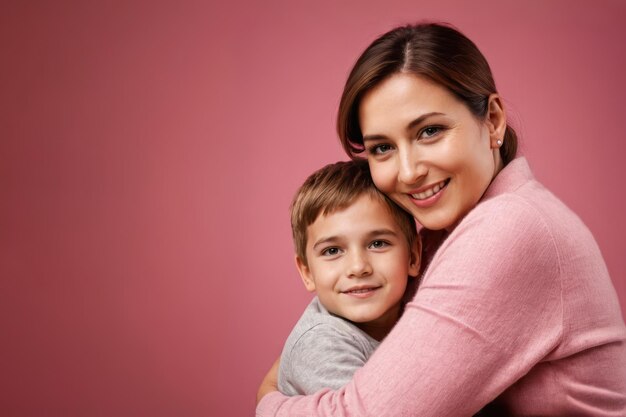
306,194,400,241
316,193,385,221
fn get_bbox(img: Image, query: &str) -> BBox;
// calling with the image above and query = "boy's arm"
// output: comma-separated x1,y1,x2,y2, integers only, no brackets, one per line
284,323,372,395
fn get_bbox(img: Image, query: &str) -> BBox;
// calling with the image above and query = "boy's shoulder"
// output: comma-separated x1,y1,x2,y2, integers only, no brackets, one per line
278,296,380,395
282,296,379,357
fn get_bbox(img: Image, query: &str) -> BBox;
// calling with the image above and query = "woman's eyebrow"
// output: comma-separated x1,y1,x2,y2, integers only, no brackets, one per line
362,112,444,142
362,133,387,143
406,112,445,131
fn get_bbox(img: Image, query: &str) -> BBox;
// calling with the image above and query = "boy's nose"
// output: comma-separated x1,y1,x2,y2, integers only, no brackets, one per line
347,252,373,278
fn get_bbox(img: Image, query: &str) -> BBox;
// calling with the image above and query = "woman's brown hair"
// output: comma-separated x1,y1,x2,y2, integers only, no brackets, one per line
337,22,517,165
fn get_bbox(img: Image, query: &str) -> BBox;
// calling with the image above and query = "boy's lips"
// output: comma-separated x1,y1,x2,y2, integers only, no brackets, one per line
341,285,381,297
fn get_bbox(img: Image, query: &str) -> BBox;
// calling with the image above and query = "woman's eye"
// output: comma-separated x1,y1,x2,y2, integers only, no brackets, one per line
420,126,441,139
369,240,389,249
322,247,341,256
368,144,393,155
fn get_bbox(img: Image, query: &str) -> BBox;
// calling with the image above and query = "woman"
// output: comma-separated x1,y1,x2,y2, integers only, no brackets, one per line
257,23,626,416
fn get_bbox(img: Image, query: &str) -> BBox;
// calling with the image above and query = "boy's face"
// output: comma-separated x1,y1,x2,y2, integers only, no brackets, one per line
296,194,420,333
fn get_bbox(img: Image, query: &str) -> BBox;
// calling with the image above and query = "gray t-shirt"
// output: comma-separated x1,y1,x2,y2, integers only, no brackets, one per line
278,296,380,396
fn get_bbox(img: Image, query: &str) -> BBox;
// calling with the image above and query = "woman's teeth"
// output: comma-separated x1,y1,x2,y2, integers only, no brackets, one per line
411,180,447,200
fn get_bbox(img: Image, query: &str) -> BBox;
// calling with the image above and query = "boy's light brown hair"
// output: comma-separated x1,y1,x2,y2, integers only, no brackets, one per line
290,159,418,266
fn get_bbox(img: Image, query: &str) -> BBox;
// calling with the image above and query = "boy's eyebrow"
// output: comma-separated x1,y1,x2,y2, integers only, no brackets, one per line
362,112,444,142
312,228,400,250
366,228,400,238
312,236,341,250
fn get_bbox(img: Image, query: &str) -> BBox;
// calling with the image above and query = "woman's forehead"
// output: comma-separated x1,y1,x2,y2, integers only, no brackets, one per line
359,74,464,132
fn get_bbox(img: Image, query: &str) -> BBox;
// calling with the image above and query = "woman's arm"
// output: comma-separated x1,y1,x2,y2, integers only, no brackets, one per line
257,197,563,416
257,358,280,405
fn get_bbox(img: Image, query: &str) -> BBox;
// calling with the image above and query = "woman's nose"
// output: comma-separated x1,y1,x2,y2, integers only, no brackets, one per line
398,148,426,185
347,251,373,278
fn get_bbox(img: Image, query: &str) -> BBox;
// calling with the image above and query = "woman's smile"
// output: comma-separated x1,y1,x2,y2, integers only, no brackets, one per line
408,178,450,208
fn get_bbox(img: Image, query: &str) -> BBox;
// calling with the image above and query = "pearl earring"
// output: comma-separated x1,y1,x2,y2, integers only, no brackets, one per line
496,139,503,147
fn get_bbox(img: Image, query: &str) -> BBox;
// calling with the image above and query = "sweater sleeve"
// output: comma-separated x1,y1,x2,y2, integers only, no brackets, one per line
257,197,564,417
283,324,371,395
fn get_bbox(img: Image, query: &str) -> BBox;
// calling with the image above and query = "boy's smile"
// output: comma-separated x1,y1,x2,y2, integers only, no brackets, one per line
296,194,419,340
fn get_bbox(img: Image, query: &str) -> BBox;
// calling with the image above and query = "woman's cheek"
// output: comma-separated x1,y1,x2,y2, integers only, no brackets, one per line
369,162,395,194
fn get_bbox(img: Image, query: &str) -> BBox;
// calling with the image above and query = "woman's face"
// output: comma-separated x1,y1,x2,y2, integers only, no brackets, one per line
359,73,504,230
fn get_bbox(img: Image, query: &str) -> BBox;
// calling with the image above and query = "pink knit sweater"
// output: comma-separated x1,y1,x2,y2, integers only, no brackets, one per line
257,158,626,416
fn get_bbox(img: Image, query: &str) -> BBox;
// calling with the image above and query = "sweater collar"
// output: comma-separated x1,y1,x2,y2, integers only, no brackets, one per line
482,157,534,202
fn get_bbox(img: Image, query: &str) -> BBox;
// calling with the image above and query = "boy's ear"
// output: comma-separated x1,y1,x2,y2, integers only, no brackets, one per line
408,237,422,278
295,255,316,292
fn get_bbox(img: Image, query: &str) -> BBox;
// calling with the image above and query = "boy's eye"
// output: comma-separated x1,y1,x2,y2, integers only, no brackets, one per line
369,240,389,249
321,247,342,256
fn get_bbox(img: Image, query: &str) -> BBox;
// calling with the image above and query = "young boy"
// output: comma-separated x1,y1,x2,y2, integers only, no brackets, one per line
278,159,421,396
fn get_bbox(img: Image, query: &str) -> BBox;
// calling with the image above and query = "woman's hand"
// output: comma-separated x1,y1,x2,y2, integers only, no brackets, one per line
256,357,280,405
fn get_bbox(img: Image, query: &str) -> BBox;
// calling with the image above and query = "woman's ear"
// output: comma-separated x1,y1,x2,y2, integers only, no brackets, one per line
295,255,316,292
486,94,507,148
408,237,422,278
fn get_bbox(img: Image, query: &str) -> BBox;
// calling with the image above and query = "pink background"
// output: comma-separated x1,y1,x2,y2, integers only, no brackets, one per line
1,1,625,416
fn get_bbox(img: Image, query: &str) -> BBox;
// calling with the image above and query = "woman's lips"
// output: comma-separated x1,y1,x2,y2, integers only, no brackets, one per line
408,179,449,208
